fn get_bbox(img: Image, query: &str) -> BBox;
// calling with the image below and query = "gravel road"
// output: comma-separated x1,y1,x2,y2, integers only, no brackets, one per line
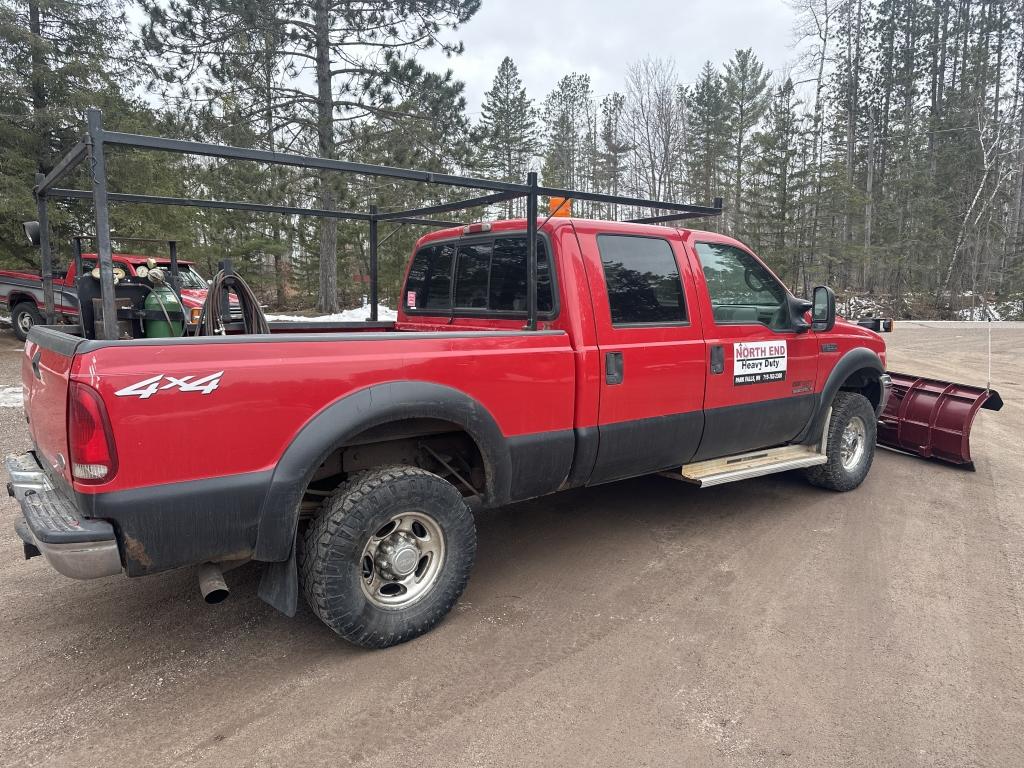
0,322,1021,767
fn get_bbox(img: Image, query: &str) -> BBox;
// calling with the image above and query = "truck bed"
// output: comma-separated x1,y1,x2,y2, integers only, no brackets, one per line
26,324,576,493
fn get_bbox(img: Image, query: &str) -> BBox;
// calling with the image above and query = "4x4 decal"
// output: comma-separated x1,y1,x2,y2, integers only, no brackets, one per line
114,372,224,399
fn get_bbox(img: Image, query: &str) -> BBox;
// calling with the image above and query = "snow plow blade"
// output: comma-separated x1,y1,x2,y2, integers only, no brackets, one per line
877,372,1003,467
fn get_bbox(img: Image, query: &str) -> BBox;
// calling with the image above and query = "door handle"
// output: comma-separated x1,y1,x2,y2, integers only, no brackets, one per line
710,345,724,375
605,352,624,385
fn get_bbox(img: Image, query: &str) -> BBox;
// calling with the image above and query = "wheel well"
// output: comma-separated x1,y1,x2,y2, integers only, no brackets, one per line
8,294,35,311
299,418,488,520
838,366,883,413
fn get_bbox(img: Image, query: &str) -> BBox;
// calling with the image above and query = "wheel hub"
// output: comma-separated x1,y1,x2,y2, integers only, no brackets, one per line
359,511,446,609
375,532,420,578
840,416,867,471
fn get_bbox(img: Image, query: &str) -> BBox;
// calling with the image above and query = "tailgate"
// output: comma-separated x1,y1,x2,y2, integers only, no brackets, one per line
22,327,86,487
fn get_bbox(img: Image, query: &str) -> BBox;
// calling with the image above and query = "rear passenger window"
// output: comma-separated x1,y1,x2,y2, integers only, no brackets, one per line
596,235,686,325
406,242,455,310
406,236,553,315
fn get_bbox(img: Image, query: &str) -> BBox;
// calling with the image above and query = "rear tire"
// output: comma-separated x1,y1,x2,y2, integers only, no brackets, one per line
11,302,42,342
298,465,476,649
804,392,877,492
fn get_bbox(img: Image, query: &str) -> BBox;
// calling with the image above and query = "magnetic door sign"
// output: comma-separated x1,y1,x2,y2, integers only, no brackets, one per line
733,341,787,385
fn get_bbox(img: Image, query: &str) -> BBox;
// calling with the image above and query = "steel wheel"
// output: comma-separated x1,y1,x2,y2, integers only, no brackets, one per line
840,415,867,471
17,311,33,335
359,511,446,609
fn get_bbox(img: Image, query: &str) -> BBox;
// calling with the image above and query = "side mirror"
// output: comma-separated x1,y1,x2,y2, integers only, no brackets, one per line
812,286,836,332
23,220,40,247
787,294,812,332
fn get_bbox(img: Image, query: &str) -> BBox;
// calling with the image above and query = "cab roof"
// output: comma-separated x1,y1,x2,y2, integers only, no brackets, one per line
414,217,738,249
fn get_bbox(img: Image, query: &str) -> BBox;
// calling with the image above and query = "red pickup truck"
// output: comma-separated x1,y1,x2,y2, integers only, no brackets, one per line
6,217,890,648
1,254,211,340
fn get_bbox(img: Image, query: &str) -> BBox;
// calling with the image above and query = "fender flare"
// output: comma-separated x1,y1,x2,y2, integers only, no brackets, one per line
798,347,885,444
253,380,511,565
7,292,37,310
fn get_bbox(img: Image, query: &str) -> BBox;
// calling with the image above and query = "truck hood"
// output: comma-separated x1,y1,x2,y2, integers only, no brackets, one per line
834,315,879,339
833,315,887,365
0,269,51,281
178,288,240,310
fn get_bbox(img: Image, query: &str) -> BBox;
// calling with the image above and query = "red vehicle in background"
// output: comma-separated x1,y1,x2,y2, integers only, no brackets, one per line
0,251,211,341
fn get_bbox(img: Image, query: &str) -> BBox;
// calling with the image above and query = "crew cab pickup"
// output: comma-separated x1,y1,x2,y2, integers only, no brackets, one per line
6,218,891,648
1,254,211,341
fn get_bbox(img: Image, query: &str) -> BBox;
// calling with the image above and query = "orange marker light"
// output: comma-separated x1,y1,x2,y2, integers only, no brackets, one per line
548,197,572,217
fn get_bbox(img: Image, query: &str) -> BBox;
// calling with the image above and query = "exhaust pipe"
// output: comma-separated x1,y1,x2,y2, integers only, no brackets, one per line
198,562,230,604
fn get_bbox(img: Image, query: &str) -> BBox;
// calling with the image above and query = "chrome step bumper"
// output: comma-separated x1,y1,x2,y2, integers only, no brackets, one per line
4,452,122,579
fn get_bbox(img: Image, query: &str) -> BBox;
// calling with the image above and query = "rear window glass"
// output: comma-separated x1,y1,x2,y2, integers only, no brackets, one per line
406,236,553,314
596,234,687,325
454,242,491,308
405,242,455,310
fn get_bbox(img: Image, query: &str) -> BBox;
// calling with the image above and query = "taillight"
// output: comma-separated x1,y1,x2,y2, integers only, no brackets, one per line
68,381,118,484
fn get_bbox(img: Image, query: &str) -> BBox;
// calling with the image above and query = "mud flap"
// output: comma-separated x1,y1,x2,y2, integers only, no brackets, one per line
877,371,1003,467
257,545,298,617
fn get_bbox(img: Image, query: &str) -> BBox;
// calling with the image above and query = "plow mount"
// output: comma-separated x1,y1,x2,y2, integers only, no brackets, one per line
877,372,1003,467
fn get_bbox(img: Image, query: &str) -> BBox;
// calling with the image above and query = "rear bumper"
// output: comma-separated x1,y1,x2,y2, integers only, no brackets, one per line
5,452,122,579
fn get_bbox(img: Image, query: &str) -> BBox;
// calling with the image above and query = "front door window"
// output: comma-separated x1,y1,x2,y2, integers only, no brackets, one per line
695,242,788,330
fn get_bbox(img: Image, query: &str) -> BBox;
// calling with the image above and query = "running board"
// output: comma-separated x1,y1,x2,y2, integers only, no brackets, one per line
665,445,827,488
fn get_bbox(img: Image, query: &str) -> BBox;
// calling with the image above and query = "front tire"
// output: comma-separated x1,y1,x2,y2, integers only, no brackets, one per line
298,465,476,649
804,392,877,492
11,302,42,342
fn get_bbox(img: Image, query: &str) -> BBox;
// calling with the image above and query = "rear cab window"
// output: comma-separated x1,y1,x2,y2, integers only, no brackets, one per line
596,234,687,325
405,235,554,317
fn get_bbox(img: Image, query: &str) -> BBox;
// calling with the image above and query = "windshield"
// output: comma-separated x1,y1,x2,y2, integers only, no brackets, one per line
79,259,207,289
173,266,207,289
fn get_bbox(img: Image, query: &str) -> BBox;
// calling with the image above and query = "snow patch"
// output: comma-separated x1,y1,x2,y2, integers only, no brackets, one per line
264,302,397,323
0,314,10,327
0,386,24,408
956,305,1002,321
841,295,887,319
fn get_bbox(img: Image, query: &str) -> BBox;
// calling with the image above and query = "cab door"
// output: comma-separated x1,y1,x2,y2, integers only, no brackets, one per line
685,237,819,461
576,227,707,484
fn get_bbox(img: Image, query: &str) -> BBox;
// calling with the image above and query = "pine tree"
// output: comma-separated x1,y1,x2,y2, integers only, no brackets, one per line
141,0,481,313
723,49,771,234
541,73,595,194
478,57,537,216
597,92,632,216
0,0,142,265
685,61,732,216
749,78,804,287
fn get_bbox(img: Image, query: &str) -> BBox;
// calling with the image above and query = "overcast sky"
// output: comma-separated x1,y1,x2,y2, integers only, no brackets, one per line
420,0,804,116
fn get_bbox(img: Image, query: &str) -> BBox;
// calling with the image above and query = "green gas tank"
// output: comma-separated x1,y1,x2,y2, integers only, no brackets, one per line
144,286,184,338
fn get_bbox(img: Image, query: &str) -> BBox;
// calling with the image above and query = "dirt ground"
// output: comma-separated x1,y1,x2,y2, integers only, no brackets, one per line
0,322,1021,768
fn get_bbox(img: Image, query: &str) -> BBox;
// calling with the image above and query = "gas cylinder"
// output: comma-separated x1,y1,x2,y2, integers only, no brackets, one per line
144,286,183,337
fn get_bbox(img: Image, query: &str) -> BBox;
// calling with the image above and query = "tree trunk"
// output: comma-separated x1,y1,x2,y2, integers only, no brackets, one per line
264,30,288,309
315,0,338,314
28,0,46,173
864,108,875,292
